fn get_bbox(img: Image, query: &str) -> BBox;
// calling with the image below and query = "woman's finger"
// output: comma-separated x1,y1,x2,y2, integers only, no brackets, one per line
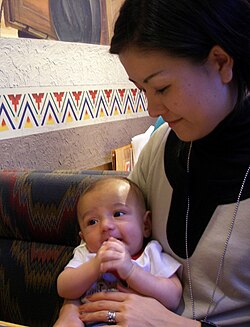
79,308,122,325
84,291,128,303
79,299,122,314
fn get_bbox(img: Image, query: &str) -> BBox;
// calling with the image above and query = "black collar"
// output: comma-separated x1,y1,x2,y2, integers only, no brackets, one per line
165,96,250,258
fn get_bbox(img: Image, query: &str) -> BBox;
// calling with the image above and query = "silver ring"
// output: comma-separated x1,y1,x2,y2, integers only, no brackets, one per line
107,310,116,324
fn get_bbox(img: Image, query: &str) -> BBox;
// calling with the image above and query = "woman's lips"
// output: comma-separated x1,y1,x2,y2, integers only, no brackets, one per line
167,118,182,128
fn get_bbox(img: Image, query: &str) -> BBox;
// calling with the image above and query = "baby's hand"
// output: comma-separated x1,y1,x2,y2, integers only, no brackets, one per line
98,237,134,280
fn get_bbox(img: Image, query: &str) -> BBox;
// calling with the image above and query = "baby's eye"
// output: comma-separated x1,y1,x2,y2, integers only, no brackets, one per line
113,211,125,218
87,218,98,226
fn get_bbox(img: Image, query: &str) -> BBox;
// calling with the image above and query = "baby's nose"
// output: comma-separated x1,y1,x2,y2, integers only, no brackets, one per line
101,216,115,231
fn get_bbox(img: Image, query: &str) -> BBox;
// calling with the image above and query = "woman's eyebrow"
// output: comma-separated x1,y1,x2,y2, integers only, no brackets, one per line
129,70,163,84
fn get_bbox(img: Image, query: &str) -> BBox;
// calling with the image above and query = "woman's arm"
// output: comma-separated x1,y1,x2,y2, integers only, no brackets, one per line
79,292,201,327
57,257,100,299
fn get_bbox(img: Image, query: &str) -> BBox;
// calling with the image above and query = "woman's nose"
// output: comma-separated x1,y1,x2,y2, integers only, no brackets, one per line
146,94,167,118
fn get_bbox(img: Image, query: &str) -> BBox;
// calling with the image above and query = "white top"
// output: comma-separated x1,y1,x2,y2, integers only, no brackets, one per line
66,240,181,297
129,123,250,326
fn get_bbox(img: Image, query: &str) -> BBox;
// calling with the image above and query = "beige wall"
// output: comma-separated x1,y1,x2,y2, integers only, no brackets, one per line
0,116,154,170
0,38,153,170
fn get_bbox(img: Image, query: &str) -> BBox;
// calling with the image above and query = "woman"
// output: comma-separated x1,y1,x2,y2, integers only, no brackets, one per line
54,0,250,326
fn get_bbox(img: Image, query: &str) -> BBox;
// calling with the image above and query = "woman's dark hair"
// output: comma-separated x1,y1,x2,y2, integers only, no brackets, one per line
110,0,250,101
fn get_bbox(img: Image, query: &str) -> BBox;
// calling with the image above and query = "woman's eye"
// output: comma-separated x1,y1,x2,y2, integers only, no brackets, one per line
156,86,169,94
137,87,146,95
114,211,125,218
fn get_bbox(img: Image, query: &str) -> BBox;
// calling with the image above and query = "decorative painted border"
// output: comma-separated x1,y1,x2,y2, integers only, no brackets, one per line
0,87,148,140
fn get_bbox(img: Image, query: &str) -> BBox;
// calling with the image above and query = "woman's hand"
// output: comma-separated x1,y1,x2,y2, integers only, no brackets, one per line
79,292,200,327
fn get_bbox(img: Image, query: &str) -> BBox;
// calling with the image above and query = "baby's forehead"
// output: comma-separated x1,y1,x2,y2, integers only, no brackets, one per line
84,177,130,194
79,177,145,209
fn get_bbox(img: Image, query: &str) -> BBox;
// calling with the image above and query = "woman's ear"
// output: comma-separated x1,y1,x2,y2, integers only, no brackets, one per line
143,210,152,238
208,45,234,84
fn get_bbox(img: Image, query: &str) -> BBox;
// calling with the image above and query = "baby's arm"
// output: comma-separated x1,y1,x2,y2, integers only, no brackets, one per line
125,265,182,310
99,237,182,310
53,299,84,327
57,256,100,299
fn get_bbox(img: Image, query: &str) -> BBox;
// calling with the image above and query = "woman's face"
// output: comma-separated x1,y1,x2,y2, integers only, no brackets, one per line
119,47,237,141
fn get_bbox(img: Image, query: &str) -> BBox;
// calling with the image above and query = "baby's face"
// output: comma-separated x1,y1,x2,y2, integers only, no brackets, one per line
77,179,147,256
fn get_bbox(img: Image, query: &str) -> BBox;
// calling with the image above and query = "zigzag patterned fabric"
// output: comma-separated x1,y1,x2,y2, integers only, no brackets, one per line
0,170,125,327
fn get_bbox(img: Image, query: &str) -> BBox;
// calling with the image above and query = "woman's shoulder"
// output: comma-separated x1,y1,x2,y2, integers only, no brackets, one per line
151,121,170,139
141,122,171,158
129,122,171,186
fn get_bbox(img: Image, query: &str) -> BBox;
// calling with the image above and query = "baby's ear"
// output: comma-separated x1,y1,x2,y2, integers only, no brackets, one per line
79,231,84,240
143,210,152,238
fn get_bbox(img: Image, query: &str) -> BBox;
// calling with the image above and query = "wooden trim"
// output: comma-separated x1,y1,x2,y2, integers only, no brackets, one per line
0,321,29,327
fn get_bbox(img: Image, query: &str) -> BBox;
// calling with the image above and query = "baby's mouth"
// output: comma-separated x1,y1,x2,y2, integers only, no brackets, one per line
103,236,123,242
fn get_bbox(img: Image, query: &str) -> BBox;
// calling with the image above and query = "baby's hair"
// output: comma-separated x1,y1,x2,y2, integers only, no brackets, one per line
78,176,146,211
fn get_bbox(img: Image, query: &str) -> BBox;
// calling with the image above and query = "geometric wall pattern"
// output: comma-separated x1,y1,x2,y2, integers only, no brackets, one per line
0,88,148,140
